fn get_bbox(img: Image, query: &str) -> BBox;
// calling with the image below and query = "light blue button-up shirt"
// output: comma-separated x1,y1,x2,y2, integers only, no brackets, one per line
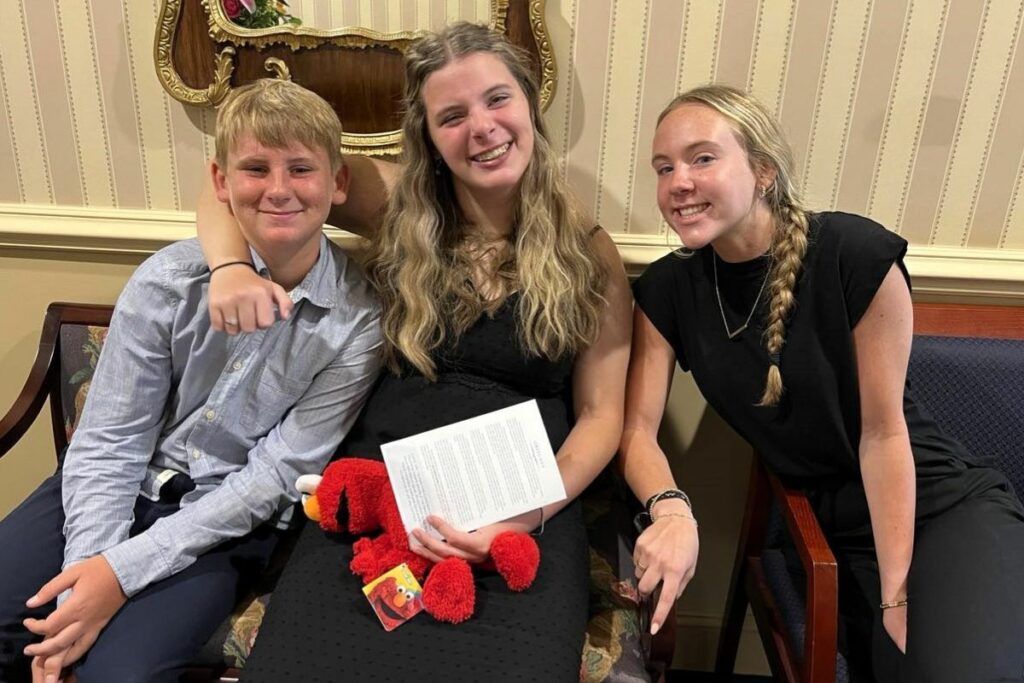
61,236,382,597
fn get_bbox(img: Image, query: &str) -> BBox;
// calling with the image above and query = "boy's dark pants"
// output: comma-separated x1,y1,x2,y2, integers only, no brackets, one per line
0,474,279,683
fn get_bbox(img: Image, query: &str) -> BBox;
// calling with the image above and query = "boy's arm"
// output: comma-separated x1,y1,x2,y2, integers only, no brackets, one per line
26,307,382,666
21,263,177,667
100,313,383,596
61,263,175,570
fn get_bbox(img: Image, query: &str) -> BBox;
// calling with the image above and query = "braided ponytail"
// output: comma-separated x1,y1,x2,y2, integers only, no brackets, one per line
757,202,809,406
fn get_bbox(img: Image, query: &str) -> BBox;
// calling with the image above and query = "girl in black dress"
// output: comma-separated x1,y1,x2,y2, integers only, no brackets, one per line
197,23,632,682
621,85,1024,682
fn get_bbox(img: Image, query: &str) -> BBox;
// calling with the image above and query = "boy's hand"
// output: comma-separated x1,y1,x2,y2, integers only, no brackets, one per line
209,263,293,334
31,650,74,683
23,555,127,666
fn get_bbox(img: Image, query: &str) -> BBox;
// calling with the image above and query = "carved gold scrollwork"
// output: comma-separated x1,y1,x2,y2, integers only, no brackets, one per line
207,47,236,105
530,0,556,109
263,58,291,81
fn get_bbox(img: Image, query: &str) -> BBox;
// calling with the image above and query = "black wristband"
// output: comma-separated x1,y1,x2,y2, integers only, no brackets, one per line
645,488,692,518
210,260,256,276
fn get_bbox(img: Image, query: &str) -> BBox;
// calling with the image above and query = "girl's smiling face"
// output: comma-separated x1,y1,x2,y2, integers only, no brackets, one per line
652,103,775,260
422,51,535,205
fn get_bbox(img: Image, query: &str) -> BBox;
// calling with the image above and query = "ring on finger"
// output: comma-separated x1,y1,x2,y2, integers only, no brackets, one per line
225,319,239,326
636,562,648,573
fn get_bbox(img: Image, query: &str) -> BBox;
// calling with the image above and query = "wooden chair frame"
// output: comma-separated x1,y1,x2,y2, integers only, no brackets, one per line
0,303,112,460
713,301,1024,683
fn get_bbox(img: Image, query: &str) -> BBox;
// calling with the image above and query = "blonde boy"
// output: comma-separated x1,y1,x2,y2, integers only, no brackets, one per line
0,80,381,682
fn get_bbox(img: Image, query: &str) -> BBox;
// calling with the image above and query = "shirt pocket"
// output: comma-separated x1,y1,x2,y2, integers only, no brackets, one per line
240,365,311,434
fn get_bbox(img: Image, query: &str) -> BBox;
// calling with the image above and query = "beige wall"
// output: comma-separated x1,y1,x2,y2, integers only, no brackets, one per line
3,0,1024,674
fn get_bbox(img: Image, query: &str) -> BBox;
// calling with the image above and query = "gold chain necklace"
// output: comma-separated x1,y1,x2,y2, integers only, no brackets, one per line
712,251,770,340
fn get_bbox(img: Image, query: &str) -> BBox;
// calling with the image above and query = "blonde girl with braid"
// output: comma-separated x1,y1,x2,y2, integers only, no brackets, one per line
196,22,632,682
623,84,1024,682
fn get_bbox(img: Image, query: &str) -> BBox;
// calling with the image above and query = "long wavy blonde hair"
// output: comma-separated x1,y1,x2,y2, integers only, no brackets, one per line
368,22,607,379
658,85,810,407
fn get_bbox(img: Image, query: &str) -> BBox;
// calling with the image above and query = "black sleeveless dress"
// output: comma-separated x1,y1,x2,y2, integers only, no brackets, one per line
241,294,590,683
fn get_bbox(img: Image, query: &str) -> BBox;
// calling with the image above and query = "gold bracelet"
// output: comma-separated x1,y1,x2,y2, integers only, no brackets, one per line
652,511,698,529
879,598,908,610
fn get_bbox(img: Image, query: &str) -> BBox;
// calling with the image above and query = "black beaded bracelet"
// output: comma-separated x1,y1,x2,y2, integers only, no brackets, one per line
210,260,256,276
645,488,693,518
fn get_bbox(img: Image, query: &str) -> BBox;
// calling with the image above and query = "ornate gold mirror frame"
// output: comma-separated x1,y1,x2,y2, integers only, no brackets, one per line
155,0,554,155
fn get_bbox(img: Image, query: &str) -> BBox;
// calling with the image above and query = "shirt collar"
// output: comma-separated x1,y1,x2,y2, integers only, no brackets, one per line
249,234,338,310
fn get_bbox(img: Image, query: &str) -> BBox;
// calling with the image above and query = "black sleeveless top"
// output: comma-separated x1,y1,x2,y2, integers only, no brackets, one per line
633,212,1003,535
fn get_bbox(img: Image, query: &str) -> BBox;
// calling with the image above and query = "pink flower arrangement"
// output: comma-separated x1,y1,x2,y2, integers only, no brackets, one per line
222,0,242,19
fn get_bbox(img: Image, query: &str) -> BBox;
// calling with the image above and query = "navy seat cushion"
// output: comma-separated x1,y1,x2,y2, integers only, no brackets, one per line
907,336,1024,499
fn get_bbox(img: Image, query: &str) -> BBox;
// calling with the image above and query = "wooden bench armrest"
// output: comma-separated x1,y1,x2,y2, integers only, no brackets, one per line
766,471,838,683
0,308,61,458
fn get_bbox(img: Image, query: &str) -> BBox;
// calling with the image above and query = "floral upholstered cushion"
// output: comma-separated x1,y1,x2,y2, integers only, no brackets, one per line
58,325,107,447
581,474,652,683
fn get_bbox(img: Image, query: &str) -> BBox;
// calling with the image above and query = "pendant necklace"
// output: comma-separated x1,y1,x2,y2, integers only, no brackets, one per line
712,251,770,340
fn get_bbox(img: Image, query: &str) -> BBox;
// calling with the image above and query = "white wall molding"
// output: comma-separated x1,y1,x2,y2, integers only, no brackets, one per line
0,204,366,256
611,232,1024,301
0,204,195,255
2,206,1023,301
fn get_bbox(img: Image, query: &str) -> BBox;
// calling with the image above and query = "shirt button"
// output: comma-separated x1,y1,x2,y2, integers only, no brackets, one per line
192,449,201,460
232,361,243,371
205,409,216,421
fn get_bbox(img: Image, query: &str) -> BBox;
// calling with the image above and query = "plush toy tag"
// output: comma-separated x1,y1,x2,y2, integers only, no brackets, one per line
363,563,424,631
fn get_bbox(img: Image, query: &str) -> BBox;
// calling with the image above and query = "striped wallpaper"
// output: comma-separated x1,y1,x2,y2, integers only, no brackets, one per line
1,0,1024,252
287,0,494,31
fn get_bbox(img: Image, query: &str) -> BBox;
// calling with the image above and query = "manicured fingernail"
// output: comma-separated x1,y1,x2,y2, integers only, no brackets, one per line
651,621,661,636
25,594,39,607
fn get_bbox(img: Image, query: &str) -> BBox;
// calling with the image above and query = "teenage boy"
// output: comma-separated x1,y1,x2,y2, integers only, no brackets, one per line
0,79,382,682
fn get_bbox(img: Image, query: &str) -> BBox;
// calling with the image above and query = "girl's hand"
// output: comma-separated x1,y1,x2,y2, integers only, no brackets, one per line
882,604,908,653
633,508,699,635
209,264,293,334
410,515,525,564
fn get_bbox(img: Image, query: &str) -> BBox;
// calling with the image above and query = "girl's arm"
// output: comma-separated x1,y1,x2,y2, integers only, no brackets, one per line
620,307,699,635
196,156,400,333
852,264,916,653
412,230,633,555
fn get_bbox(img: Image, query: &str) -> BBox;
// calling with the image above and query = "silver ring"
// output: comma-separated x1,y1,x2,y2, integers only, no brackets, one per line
636,562,648,573
225,319,239,326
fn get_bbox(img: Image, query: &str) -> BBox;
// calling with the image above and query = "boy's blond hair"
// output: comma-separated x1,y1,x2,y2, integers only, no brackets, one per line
215,79,343,171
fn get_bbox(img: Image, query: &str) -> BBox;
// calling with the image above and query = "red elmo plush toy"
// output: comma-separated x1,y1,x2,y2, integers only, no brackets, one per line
298,458,540,624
